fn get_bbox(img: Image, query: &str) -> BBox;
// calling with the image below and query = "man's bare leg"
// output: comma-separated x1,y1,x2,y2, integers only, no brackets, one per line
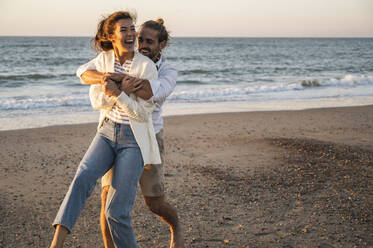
100,185,115,248
50,225,68,248
143,195,185,248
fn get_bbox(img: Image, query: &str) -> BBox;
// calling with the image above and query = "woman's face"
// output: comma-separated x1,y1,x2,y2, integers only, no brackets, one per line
109,18,136,53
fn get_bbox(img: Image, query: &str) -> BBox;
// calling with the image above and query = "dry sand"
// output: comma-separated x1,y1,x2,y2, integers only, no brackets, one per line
0,106,372,247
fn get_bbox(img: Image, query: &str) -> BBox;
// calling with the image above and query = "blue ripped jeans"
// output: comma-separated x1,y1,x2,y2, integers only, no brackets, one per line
53,118,144,248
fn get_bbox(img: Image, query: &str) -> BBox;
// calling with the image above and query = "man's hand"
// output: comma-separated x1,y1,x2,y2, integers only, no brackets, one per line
104,72,126,83
120,77,144,95
102,78,121,97
120,77,153,100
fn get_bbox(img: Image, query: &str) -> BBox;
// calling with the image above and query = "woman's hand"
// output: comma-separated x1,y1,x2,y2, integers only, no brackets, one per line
102,77,121,97
120,76,144,95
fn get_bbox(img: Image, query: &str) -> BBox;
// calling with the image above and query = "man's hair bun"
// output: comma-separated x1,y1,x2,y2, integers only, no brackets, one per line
140,18,170,46
156,18,164,25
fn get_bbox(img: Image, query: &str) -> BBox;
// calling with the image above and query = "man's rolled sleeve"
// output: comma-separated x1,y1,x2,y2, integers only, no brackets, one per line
76,58,98,84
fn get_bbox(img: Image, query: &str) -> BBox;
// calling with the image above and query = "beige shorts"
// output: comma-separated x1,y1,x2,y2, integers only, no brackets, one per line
101,130,165,197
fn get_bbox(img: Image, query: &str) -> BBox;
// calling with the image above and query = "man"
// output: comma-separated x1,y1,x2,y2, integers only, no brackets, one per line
77,19,184,248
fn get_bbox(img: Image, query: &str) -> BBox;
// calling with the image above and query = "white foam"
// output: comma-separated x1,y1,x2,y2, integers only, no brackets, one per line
1,74,372,112
323,74,373,87
170,74,373,102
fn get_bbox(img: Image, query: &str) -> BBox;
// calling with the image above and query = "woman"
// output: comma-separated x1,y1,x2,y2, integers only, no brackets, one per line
50,11,160,248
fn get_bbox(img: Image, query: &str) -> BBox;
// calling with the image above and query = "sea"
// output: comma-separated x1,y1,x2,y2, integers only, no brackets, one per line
1,37,373,131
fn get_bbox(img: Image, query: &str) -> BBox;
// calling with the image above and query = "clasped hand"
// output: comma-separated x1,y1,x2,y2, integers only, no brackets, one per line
101,73,144,97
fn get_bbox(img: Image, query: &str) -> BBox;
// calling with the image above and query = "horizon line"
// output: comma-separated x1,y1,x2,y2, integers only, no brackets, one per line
0,35,373,39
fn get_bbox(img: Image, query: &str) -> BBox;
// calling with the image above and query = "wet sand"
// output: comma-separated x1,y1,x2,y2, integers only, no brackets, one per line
0,105,372,247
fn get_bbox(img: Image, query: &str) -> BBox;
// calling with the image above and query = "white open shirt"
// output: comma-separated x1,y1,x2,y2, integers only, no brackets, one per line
77,54,177,134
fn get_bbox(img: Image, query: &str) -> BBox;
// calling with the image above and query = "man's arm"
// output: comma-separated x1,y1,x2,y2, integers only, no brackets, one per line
81,70,105,85
77,55,154,101
130,79,153,100
100,78,150,122
148,64,177,103
76,57,100,85
81,71,125,85
112,61,158,121
81,70,153,100
131,63,177,104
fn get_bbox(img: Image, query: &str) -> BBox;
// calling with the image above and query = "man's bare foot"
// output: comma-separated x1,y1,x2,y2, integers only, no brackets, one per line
50,225,68,248
170,224,185,248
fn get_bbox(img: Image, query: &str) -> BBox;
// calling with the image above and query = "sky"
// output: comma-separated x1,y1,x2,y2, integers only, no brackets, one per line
0,0,372,37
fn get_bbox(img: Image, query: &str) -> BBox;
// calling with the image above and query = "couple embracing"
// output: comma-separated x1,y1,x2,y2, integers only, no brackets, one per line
50,10,184,248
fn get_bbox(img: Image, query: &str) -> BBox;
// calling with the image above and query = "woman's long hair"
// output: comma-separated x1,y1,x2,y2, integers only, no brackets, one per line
91,11,137,53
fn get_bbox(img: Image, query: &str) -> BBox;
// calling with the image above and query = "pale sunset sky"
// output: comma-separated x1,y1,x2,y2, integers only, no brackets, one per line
0,0,372,37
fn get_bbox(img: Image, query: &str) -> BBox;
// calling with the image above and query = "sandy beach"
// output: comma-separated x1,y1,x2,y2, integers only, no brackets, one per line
0,105,372,247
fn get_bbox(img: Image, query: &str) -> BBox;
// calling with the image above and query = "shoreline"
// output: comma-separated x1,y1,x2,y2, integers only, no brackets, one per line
1,105,372,247
1,104,373,132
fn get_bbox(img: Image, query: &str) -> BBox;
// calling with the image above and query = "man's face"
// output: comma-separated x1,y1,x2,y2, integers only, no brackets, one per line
137,27,162,62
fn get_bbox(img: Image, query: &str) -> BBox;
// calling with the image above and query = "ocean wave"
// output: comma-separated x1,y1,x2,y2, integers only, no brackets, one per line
170,74,373,101
177,80,207,85
0,74,56,81
167,56,203,61
0,95,90,111
289,74,373,88
0,73,75,85
1,74,372,110
178,68,233,76
179,69,211,75
5,43,51,48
